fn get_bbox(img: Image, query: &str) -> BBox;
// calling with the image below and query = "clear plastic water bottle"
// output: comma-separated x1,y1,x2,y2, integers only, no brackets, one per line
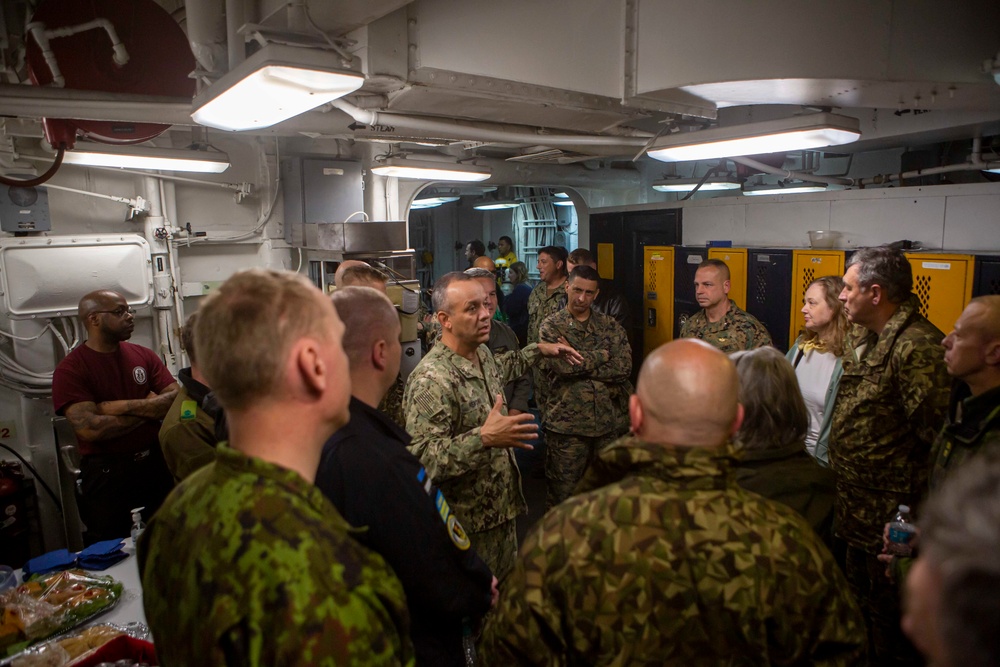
462,619,478,666
887,504,916,556
130,506,146,544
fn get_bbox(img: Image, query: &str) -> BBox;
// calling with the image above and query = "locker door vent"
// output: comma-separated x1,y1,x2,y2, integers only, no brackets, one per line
802,268,816,292
755,266,769,305
648,263,657,291
914,275,932,318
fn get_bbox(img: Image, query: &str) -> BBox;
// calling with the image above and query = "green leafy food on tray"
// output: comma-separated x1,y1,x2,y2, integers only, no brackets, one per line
0,570,123,658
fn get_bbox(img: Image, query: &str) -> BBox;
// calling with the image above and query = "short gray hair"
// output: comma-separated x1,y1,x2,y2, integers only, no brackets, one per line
431,272,477,314
464,267,495,280
330,287,398,369
846,246,913,304
731,347,808,452
919,449,1000,667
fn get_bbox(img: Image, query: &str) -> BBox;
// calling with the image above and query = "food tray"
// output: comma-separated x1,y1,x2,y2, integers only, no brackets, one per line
2,623,149,667
0,570,123,663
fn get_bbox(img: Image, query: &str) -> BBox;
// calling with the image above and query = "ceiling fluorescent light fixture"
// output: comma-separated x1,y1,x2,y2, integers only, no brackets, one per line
61,142,230,173
371,157,491,182
192,44,364,131
652,177,741,192
473,199,519,210
648,113,861,162
743,184,829,196
552,200,575,207
411,196,460,209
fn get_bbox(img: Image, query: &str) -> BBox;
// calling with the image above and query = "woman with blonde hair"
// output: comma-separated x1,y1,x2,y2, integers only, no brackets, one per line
786,275,849,465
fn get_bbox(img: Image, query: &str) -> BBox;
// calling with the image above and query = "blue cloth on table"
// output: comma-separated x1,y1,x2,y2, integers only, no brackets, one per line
21,539,127,577
22,548,77,577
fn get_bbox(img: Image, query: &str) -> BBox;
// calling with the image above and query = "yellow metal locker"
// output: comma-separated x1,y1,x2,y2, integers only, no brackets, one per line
596,243,615,280
643,246,674,357
707,248,747,310
789,250,846,344
904,253,974,334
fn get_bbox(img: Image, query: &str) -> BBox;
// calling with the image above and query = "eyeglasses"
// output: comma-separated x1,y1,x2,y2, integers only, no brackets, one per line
92,307,136,318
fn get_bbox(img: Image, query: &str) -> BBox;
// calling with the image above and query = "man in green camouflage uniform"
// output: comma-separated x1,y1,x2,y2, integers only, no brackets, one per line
882,295,1000,582
527,246,569,419
831,246,949,666
480,339,865,665
538,266,632,508
404,272,581,581
140,269,414,666
680,258,772,352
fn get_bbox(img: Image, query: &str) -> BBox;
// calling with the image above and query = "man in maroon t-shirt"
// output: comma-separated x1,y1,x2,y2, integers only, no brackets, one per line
52,290,178,542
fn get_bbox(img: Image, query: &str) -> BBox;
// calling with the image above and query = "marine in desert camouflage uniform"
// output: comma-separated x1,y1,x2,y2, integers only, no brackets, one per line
140,269,413,666
680,259,772,353
404,272,581,581
831,246,949,666
538,266,632,508
481,339,865,666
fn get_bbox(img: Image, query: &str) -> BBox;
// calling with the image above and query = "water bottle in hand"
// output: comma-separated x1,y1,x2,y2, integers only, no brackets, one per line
887,504,916,556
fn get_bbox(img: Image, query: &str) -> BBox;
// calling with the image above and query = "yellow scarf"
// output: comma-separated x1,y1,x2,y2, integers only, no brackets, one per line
799,337,829,354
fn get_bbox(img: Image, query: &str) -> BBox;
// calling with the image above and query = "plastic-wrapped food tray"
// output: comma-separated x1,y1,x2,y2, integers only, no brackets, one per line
2,623,150,667
0,571,123,663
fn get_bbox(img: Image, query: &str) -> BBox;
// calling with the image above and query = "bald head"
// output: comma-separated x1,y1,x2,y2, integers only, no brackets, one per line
632,339,741,447
473,255,496,272
78,290,125,321
943,295,1000,395
968,295,1000,340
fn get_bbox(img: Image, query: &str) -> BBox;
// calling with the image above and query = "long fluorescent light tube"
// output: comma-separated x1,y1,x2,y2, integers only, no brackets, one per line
743,185,828,196
652,178,741,192
192,44,364,131
552,200,575,207
372,158,491,182
648,113,861,162
411,196,460,209
473,200,519,210
61,142,230,173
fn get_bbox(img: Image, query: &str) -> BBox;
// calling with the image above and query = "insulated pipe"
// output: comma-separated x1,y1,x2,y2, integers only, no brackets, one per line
328,99,655,147
731,156,855,186
184,0,228,74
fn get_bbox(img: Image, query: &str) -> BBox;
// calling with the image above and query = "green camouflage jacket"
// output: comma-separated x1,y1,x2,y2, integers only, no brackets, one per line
680,299,773,353
829,295,948,552
403,342,539,533
139,445,413,666
159,380,217,483
538,308,632,436
928,382,1000,491
527,280,567,345
480,437,866,666
893,382,1000,583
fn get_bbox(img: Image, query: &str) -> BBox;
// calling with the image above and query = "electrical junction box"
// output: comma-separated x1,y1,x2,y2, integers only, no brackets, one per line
0,184,51,232
281,158,364,247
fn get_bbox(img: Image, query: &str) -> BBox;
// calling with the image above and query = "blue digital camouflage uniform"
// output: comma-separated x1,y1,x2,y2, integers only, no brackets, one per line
139,445,414,666
480,437,866,666
829,294,948,666
404,341,540,581
538,308,632,507
680,299,772,353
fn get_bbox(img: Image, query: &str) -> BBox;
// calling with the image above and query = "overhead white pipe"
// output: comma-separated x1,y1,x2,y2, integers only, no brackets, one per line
27,18,129,87
329,99,655,147
225,0,246,70
731,156,855,186
854,137,1000,187
184,0,228,75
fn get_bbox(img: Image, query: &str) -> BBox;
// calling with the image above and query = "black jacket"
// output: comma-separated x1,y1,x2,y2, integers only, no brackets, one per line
594,279,632,332
316,397,493,667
